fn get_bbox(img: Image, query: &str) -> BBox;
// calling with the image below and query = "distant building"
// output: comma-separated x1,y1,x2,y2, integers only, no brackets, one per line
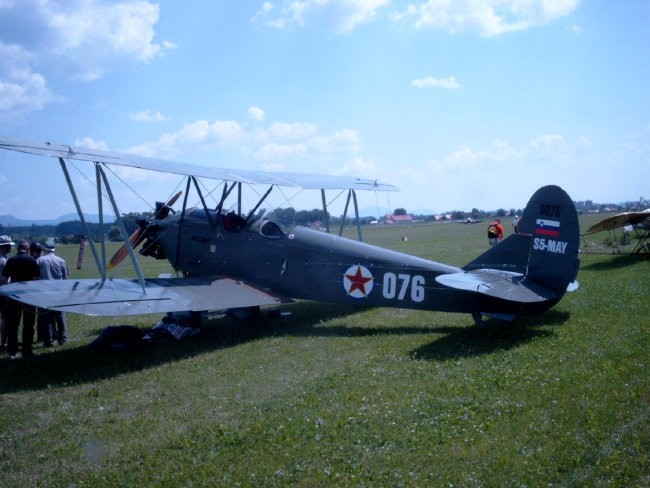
384,213,414,224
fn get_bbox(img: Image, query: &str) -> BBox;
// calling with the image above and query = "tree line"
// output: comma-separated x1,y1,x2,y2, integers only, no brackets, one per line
0,213,147,245
1,206,522,245
0,208,368,244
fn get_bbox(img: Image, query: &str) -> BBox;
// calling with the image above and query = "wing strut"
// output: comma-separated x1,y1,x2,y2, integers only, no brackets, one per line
351,189,363,242
215,181,236,216
336,190,364,242
94,163,108,273
96,163,147,292
321,189,331,233
245,185,274,222
237,182,242,215
59,157,105,279
338,190,352,237
190,176,216,229
173,176,193,269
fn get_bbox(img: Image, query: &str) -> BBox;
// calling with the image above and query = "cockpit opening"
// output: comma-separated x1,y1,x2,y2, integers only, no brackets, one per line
260,220,284,238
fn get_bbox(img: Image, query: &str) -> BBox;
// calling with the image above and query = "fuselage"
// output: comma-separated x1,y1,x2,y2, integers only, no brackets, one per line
142,209,545,317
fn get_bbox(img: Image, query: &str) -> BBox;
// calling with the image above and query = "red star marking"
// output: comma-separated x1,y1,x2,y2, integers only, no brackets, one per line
345,265,373,296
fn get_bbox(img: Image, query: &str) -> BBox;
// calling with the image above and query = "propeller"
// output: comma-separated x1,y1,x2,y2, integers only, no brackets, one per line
107,191,182,270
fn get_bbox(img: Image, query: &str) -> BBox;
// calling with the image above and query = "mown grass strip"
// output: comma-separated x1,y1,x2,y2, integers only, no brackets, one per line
0,216,647,486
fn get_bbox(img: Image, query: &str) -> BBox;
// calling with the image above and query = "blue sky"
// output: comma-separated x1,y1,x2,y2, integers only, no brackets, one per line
0,0,648,220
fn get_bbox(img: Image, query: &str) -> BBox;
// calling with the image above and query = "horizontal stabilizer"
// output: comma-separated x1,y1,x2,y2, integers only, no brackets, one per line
435,269,553,303
0,277,283,316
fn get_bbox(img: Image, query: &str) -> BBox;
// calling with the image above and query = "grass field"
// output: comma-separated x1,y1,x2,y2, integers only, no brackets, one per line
1,215,648,487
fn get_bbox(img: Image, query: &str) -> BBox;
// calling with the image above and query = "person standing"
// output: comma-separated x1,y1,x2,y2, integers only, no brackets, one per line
487,218,504,246
2,239,40,359
29,242,46,343
37,240,70,346
0,235,15,348
30,241,43,259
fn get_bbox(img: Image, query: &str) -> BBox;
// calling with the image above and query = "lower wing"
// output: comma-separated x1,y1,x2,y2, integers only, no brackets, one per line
0,277,284,316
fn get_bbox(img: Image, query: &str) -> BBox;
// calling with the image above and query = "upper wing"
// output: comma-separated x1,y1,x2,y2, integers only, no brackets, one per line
435,269,553,303
0,277,285,316
585,211,650,234
0,136,398,192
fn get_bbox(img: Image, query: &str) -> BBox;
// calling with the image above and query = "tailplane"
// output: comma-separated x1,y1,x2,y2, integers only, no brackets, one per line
463,185,580,302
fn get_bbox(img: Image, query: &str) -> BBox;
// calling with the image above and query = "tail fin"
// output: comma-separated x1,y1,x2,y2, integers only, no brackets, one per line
518,185,580,297
464,185,580,299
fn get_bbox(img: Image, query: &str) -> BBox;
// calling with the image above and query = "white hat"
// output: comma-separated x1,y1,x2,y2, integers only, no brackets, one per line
0,235,15,246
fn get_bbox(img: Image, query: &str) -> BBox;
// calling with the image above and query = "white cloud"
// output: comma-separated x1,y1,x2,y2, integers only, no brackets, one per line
621,124,650,156
340,156,379,175
128,119,245,157
129,110,169,122
125,114,364,178
568,24,583,34
47,1,164,62
259,122,319,141
0,42,56,118
431,135,572,176
248,106,266,122
310,128,361,153
392,0,581,36
411,76,461,89
251,2,274,24
0,66,54,113
74,137,109,151
393,133,594,213
528,133,572,162
253,142,308,161
252,0,390,32
0,0,170,115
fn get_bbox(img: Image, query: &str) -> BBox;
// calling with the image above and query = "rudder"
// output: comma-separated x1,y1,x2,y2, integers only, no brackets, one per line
518,185,580,298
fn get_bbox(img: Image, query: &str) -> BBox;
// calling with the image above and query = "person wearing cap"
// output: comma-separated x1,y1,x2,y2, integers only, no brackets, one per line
37,239,70,346
0,235,15,348
2,239,40,359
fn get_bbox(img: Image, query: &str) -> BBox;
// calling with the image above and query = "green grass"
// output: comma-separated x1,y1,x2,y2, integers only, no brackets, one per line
1,218,648,487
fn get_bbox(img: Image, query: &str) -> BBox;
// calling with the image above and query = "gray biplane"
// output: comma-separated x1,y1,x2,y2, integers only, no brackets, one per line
0,137,580,327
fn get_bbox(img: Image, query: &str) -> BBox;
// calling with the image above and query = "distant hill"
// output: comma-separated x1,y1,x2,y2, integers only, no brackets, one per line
0,214,105,226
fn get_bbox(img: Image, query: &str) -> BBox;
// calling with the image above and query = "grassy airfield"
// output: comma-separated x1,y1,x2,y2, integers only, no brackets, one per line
0,214,647,487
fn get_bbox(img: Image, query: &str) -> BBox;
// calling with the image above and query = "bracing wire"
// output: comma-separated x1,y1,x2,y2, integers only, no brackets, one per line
326,190,345,208
102,163,186,214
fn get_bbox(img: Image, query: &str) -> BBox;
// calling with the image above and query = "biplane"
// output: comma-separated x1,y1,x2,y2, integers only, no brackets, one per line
0,137,580,327
582,209,650,255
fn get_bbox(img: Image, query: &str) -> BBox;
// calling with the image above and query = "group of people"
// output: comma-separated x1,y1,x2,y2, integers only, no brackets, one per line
0,236,70,359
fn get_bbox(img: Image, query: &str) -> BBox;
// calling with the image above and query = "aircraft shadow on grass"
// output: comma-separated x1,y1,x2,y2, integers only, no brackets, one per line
580,254,647,271
0,303,570,394
410,310,570,361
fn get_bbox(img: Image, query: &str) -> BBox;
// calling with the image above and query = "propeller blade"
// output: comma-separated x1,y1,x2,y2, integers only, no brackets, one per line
154,191,183,219
107,228,141,270
107,191,182,270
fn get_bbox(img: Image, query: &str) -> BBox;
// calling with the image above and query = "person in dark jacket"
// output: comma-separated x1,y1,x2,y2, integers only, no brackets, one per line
2,240,40,359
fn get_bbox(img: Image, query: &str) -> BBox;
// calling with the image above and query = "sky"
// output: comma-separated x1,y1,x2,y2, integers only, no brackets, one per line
0,0,648,220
